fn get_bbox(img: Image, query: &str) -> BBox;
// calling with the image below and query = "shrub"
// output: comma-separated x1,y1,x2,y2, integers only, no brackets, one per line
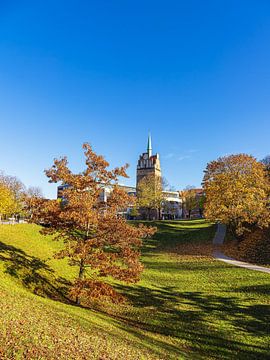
237,228,270,265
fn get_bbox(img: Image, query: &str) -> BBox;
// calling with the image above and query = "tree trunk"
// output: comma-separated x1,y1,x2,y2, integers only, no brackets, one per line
76,259,85,305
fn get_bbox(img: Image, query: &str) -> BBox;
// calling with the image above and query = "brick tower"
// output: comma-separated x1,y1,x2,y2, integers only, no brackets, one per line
136,134,161,188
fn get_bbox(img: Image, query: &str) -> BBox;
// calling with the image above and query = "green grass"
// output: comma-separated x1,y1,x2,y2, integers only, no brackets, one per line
0,221,269,359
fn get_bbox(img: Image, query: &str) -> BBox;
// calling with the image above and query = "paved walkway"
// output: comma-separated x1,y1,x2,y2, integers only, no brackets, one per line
213,223,270,274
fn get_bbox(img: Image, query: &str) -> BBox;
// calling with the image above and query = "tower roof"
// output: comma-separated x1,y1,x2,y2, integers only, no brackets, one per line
147,133,152,155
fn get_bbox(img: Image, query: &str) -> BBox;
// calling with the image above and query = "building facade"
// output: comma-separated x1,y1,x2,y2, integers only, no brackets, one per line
136,134,161,187
135,135,182,220
57,135,182,220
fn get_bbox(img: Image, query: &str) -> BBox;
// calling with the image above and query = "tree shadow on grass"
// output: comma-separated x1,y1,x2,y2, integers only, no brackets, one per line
236,284,270,296
141,221,216,256
0,241,72,303
114,283,270,359
143,258,230,272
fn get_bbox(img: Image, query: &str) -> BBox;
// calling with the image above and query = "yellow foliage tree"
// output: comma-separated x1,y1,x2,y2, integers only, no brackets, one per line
203,154,270,236
0,172,25,215
0,184,18,221
136,174,164,220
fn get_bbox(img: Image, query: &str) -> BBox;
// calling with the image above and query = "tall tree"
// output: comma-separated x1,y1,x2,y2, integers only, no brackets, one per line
24,186,44,220
180,186,198,218
0,183,18,221
27,186,43,198
0,172,25,215
203,154,270,236
32,143,155,305
136,174,164,220
198,193,206,217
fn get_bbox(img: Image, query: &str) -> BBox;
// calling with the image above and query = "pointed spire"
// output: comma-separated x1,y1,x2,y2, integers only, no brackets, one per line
147,133,152,157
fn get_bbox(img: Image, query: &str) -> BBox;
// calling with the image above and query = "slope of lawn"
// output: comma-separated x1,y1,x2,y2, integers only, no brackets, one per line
0,221,269,359
223,229,270,266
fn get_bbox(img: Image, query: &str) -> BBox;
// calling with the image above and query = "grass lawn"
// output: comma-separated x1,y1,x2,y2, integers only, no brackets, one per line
0,220,269,359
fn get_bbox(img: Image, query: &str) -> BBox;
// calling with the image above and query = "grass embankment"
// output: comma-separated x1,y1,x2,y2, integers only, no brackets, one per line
0,221,269,359
223,229,270,266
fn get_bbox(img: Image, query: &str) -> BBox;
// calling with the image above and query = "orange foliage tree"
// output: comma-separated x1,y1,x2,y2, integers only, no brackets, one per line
203,154,270,236
32,143,155,304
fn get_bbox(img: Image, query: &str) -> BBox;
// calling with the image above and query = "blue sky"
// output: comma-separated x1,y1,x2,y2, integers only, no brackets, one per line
0,1,270,198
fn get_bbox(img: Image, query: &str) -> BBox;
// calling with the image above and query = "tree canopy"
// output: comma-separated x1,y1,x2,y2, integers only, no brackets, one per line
0,172,25,215
0,183,18,220
180,186,198,218
136,174,164,220
32,143,155,305
203,154,270,236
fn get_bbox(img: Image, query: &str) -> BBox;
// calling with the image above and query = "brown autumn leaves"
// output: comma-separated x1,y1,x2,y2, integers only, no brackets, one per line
31,143,155,305
203,154,270,237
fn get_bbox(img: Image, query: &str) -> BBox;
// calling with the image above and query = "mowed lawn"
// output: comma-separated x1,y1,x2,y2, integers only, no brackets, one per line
0,221,269,359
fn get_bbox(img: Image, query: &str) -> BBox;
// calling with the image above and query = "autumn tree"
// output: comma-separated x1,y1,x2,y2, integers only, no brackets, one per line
0,172,25,216
0,183,18,222
31,143,155,305
180,186,198,218
129,206,140,219
198,193,206,217
136,174,164,220
24,186,44,220
203,154,270,236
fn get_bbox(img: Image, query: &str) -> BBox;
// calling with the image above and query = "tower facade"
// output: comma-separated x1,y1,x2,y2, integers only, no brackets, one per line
136,134,161,188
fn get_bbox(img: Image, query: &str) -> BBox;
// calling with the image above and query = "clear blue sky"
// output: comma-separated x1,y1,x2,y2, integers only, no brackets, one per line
0,1,270,198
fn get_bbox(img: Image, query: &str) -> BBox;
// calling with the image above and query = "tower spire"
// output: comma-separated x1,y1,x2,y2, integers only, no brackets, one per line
147,133,152,157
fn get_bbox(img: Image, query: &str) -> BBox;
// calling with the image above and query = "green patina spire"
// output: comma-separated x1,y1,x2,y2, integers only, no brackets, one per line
147,133,152,157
